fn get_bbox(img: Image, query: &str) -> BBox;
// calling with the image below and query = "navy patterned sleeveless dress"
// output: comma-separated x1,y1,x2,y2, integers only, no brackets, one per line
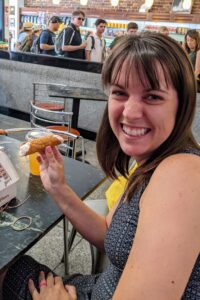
3,148,200,300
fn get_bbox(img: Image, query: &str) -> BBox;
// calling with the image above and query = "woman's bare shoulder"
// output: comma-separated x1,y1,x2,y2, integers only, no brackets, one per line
141,151,200,208
153,152,200,180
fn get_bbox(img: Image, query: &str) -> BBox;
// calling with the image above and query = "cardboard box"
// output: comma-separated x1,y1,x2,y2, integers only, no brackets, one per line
0,149,19,207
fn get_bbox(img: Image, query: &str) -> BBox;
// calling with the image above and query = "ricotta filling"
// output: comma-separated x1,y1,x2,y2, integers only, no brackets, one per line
19,142,31,156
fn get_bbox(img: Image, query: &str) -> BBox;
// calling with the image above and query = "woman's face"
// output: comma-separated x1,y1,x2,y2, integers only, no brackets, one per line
108,61,179,164
186,35,197,51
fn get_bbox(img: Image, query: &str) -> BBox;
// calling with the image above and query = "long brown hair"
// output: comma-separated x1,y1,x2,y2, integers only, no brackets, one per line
184,29,200,54
97,33,199,200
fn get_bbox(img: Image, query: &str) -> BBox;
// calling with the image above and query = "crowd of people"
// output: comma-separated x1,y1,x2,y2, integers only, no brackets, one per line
15,9,200,79
15,11,108,64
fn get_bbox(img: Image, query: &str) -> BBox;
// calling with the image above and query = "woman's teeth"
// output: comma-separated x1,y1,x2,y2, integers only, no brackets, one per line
122,125,149,136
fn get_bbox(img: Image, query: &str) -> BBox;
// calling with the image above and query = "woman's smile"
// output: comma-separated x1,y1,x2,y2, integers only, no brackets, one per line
121,125,150,137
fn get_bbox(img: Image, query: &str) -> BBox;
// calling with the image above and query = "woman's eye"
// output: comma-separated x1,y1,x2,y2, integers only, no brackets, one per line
111,90,126,97
145,94,162,101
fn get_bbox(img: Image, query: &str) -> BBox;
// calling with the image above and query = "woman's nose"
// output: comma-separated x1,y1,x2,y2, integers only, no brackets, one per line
123,97,143,119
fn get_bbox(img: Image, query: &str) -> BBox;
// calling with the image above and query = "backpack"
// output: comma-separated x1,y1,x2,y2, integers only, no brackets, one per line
30,29,49,54
89,35,95,50
30,35,40,54
19,34,33,52
55,26,75,55
88,35,106,50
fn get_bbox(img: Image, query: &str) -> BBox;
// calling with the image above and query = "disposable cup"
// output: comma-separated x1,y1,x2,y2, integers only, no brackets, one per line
26,129,49,176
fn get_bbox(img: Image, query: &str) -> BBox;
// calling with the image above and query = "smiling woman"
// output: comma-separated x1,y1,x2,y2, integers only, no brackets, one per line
98,33,197,196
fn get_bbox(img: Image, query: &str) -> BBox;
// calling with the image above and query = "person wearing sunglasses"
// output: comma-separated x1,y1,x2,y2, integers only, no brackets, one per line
62,10,87,59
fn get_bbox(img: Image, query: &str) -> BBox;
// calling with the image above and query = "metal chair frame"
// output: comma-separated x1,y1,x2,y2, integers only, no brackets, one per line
31,82,85,161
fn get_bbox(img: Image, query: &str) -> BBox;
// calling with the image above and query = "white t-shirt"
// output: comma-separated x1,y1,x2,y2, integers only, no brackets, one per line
86,34,106,63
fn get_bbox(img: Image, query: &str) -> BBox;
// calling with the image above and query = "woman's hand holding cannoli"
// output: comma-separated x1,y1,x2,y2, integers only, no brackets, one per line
37,146,66,196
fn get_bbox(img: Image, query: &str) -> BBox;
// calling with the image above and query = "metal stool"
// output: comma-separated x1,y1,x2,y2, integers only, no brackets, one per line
30,82,85,161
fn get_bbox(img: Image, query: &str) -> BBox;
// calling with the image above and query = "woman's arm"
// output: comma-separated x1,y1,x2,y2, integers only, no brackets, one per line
38,146,115,251
113,153,200,300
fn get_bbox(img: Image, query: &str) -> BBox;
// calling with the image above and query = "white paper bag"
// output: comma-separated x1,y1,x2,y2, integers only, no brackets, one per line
0,150,19,207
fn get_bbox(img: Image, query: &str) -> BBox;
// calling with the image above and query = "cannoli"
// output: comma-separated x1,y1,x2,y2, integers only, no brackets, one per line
19,134,64,156
0,129,7,135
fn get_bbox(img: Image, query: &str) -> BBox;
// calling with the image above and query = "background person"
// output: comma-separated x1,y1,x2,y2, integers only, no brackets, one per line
62,10,86,59
184,29,200,92
1,33,200,300
109,21,138,50
30,25,43,54
158,25,169,36
85,18,107,63
15,22,33,50
39,16,61,56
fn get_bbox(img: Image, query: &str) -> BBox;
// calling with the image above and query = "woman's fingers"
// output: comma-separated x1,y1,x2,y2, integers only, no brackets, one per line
37,152,48,170
39,271,45,282
28,279,39,299
45,146,57,163
54,276,63,285
52,146,63,161
38,271,47,289
65,285,77,300
46,272,54,286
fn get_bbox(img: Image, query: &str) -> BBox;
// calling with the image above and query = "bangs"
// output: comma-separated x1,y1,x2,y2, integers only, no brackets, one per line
103,35,174,92
111,56,171,91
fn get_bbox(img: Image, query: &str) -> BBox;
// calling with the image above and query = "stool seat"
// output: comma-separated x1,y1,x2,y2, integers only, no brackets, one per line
35,101,64,111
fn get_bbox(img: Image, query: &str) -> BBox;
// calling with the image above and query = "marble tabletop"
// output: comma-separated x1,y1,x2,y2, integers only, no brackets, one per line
48,84,108,101
0,136,105,272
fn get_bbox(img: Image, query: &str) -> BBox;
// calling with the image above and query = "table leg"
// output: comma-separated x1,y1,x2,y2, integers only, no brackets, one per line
71,98,80,129
63,217,69,275
71,98,87,159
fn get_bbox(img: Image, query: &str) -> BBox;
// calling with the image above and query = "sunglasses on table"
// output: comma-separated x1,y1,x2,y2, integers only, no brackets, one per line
77,17,85,21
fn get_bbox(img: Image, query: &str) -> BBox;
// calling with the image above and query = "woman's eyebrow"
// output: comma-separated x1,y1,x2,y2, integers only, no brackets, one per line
110,83,125,89
144,88,168,94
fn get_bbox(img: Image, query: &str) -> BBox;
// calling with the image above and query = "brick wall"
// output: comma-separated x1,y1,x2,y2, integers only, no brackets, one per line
23,0,200,22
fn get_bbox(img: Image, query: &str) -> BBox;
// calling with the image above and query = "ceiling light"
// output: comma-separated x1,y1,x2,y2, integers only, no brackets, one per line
111,0,119,6
139,0,154,12
52,0,60,4
80,0,88,5
182,0,192,10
